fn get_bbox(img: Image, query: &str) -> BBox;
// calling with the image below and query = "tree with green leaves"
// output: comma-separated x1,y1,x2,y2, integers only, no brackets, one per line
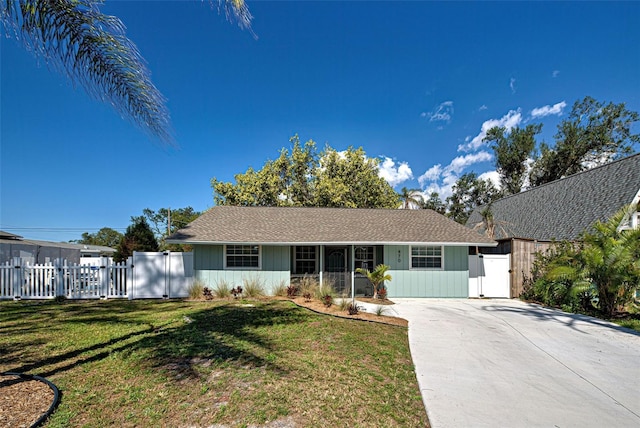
142,207,200,250
75,227,123,248
398,187,424,209
1,0,252,143
529,97,639,187
485,124,541,195
578,205,640,317
421,192,447,214
212,137,400,209
314,147,400,208
355,264,392,299
113,216,159,263
446,173,501,224
533,205,640,317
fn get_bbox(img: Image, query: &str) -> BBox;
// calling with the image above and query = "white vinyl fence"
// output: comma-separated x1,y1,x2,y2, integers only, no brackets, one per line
0,252,193,300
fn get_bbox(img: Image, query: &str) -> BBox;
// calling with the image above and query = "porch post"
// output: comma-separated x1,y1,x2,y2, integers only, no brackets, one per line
351,245,355,303
319,245,323,290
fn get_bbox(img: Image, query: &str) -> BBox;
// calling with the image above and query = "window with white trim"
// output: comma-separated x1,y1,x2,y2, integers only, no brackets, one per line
294,246,316,274
226,245,260,269
411,245,443,269
355,246,375,271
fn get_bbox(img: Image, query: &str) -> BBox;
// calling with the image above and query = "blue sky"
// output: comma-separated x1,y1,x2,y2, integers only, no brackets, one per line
2,1,639,242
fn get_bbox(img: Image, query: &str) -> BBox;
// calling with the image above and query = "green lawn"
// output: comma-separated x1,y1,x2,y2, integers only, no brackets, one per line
0,299,428,427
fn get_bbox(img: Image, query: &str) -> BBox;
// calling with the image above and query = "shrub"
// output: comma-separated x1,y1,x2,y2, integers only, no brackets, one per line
272,280,288,297
322,294,333,308
338,295,350,311
188,280,205,300
377,288,387,300
231,286,243,298
303,292,312,302
298,276,319,299
213,280,232,298
286,284,299,298
203,287,213,300
347,302,360,315
375,305,388,316
243,277,265,298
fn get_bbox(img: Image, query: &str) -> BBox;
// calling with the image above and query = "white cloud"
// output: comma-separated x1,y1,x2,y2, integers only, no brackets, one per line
552,70,560,78
418,151,493,198
378,157,413,187
478,170,501,188
510,77,516,94
427,101,454,123
421,164,442,182
531,101,567,118
457,109,522,152
479,104,488,111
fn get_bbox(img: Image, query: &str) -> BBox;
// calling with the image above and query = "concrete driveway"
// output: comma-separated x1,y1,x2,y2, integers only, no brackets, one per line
385,299,640,428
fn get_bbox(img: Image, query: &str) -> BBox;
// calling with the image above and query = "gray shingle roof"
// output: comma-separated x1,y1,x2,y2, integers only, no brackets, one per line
467,154,640,241
168,206,496,246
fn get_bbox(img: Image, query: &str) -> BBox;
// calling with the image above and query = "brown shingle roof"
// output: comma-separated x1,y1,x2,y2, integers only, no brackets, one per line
168,206,496,246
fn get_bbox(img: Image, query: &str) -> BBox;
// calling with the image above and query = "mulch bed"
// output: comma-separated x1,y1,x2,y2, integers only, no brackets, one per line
288,296,408,327
0,374,54,428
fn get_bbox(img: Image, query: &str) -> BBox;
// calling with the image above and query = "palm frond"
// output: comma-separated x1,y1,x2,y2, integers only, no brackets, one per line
1,0,254,143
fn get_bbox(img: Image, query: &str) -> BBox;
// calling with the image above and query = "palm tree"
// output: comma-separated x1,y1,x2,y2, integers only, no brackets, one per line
580,205,640,317
356,264,392,299
398,187,423,209
1,0,252,143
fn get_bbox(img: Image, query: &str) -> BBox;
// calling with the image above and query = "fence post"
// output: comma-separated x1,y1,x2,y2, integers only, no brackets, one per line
12,257,22,300
127,256,134,300
164,251,170,299
54,258,64,298
100,256,109,299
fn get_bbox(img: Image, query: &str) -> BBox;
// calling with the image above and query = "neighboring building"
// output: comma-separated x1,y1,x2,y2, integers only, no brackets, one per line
0,230,116,264
167,206,496,298
467,153,640,297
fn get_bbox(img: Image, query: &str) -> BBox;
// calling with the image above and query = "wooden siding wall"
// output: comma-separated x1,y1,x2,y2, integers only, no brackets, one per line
509,240,552,298
194,245,290,294
384,245,469,297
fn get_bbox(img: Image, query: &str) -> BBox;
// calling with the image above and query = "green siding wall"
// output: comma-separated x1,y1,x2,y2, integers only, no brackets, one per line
384,245,469,297
193,245,290,295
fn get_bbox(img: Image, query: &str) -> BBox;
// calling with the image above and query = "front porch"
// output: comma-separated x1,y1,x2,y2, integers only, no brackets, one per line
290,245,383,297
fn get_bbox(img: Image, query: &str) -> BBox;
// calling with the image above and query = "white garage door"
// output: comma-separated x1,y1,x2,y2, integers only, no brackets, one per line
469,254,510,298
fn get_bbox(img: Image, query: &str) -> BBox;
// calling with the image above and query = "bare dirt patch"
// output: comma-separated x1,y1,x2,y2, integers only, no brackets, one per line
0,374,54,428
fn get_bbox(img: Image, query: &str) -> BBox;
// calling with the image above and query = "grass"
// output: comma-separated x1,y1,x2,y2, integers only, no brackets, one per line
242,277,266,298
0,299,428,427
213,280,232,299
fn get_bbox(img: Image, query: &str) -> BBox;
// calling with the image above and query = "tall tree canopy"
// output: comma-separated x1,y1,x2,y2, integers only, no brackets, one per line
142,207,201,251
75,227,123,248
446,173,501,224
113,216,159,262
529,97,639,187
485,124,541,195
1,0,252,142
211,136,400,209
421,192,447,215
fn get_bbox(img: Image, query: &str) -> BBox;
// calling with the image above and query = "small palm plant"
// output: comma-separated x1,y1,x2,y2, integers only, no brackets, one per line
356,264,392,299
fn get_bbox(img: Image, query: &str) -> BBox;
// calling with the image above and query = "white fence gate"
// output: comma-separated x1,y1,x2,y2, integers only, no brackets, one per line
469,254,511,298
0,252,193,300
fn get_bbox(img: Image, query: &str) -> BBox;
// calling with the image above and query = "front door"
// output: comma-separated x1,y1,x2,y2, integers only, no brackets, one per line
325,246,347,294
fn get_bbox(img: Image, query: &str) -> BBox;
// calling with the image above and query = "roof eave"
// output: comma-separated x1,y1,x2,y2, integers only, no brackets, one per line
166,239,497,247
